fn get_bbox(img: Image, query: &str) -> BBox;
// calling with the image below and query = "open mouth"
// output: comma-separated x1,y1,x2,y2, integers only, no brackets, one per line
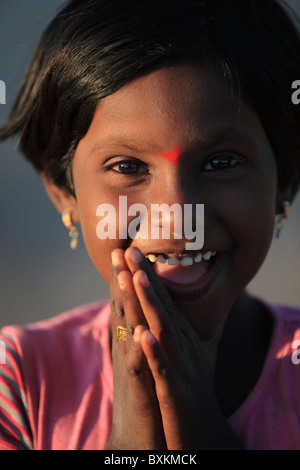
146,250,226,300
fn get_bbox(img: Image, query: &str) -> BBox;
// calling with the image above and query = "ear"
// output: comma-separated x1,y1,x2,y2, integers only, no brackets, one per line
42,173,80,224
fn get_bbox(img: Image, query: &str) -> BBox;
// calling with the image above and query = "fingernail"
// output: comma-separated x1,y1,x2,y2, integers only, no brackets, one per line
111,251,120,266
117,273,125,289
146,331,156,345
140,271,149,287
130,248,143,264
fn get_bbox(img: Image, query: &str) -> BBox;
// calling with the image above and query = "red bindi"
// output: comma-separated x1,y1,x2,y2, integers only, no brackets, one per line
159,146,182,165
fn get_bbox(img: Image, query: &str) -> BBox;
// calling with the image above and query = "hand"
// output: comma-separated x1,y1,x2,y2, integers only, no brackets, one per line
124,247,243,450
105,248,166,450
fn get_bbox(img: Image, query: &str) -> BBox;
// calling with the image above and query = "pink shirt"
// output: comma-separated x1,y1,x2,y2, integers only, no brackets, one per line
0,301,113,450
1,299,300,450
228,302,300,449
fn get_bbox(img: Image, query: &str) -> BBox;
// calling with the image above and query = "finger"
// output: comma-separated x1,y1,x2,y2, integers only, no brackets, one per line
125,247,181,324
125,324,148,380
133,326,174,402
124,325,167,448
110,248,129,346
125,247,167,295
110,248,128,298
117,270,148,344
139,329,192,450
132,270,180,353
125,249,204,351
138,329,178,417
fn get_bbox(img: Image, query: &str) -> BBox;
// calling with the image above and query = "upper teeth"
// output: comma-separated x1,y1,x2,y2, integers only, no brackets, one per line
146,251,216,266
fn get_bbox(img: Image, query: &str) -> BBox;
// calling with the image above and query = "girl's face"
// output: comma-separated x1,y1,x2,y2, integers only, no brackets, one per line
69,62,278,337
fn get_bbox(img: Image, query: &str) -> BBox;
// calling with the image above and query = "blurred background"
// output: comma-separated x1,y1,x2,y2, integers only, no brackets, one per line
0,0,300,327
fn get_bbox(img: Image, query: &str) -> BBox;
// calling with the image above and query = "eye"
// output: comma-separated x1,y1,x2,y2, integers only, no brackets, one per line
203,153,248,171
106,159,148,175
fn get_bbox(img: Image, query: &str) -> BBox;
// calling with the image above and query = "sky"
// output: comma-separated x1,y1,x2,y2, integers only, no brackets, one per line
0,0,300,327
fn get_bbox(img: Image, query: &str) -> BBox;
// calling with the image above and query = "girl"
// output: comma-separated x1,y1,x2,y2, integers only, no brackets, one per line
1,0,300,450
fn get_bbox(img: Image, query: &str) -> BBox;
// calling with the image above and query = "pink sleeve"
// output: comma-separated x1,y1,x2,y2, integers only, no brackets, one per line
0,333,33,450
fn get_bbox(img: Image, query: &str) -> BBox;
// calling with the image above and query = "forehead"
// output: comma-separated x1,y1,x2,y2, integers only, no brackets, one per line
78,62,267,157
97,63,236,127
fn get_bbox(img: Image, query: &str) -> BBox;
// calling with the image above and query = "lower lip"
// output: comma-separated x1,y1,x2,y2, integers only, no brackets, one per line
152,252,228,301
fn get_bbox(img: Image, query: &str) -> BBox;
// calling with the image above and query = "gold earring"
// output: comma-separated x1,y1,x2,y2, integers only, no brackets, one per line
62,209,79,250
282,200,291,220
275,201,291,239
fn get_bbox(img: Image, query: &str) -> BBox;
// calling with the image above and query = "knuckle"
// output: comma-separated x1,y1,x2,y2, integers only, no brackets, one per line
110,263,118,283
127,365,142,377
125,350,144,378
157,365,168,378
111,299,124,322
126,324,135,338
126,361,143,377
144,283,158,303
156,325,177,347
157,326,171,343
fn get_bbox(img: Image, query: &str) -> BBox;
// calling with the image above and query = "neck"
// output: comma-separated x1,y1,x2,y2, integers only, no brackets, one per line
200,291,250,377
199,317,228,377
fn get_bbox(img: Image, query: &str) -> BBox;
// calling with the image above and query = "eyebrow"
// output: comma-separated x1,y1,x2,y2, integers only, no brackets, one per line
90,128,261,156
202,128,261,152
90,137,156,155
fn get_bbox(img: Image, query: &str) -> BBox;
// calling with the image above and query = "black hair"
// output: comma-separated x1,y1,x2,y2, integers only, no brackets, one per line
1,0,300,198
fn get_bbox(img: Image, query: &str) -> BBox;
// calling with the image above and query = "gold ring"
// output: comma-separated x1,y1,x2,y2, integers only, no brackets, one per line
116,325,127,341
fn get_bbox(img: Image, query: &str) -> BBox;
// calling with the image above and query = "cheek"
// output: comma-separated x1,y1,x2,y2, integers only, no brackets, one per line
75,191,124,284
221,173,277,284
238,184,276,245
80,213,115,283
226,154,277,236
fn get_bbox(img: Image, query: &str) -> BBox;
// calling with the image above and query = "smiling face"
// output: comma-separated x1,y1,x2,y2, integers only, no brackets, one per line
50,62,279,337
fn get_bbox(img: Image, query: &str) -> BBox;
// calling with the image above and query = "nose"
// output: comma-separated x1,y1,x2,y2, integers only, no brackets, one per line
150,159,202,213
143,164,205,250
